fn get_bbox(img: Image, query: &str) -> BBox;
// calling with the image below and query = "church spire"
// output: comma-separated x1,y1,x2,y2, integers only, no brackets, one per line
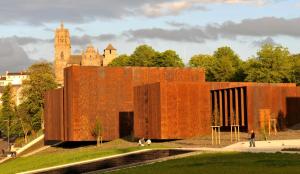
60,21,64,29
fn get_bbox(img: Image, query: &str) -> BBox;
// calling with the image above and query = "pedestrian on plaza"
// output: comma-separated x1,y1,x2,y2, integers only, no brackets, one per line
249,130,256,147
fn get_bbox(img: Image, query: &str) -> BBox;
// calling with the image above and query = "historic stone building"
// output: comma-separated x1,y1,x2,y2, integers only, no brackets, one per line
0,71,28,105
54,23,117,85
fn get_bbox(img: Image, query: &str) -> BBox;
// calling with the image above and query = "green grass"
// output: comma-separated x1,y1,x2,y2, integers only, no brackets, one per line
0,146,144,174
0,139,171,174
110,152,300,174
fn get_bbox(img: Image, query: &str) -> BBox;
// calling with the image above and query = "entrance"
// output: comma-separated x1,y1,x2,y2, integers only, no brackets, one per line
119,112,134,138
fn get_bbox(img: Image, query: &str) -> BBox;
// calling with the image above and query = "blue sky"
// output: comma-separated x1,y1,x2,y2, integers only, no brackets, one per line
0,0,300,72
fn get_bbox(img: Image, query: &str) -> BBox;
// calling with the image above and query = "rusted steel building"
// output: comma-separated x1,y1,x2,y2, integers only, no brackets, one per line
44,66,300,142
45,66,206,142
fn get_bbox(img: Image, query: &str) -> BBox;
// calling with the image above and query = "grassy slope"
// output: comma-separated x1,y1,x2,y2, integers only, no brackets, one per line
0,146,142,174
0,138,173,174
111,152,300,174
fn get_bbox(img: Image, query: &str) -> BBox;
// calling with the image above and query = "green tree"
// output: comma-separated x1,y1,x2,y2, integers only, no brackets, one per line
92,117,102,147
16,103,32,143
189,54,215,81
153,50,184,67
129,45,158,66
245,44,292,83
108,54,131,67
0,84,16,137
211,46,244,82
21,62,58,132
290,54,300,85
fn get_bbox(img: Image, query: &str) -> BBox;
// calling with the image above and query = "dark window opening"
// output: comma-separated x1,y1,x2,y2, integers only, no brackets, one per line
119,112,134,138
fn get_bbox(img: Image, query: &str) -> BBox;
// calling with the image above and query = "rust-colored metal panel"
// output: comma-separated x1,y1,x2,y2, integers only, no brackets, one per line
134,82,210,139
44,88,64,141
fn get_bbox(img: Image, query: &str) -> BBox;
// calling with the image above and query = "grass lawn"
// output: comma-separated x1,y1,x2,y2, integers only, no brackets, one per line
0,140,170,174
110,152,300,174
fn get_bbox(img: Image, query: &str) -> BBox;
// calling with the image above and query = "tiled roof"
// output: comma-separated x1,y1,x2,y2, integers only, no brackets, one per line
105,44,116,50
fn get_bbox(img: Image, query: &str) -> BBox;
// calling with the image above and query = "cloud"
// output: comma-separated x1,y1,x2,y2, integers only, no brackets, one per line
126,17,300,43
214,17,300,37
75,27,85,32
140,0,280,17
0,39,34,73
166,21,189,28
95,34,116,41
141,1,207,17
0,0,281,25
71,34,117,46
71,35,93,46
126,27,213,43
5,36,52,46
252,37,279,47
0,0,162,25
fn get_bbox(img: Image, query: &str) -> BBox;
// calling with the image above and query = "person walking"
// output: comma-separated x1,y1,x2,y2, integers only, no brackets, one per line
249,130,256,147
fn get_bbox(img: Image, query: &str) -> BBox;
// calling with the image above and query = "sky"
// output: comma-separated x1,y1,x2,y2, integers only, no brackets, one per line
0,0,300,73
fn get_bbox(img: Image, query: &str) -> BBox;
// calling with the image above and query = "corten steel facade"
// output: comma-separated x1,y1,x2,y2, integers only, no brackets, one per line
134,82,211,139
44,88,64,141
45,66,205,142
44,66,300,142
210,84,300,131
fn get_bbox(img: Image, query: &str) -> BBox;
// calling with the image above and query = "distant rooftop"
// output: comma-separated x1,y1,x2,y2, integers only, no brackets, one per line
6,71,28,76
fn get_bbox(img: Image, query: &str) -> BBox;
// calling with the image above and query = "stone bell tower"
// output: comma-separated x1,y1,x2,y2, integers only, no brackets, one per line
103,44,117,66
54,22,71,85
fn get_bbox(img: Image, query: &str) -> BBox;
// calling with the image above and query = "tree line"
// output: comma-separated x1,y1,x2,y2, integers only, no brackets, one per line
110,44,300,85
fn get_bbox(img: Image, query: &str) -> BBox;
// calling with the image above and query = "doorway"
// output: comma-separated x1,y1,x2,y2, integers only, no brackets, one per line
119,112,134,138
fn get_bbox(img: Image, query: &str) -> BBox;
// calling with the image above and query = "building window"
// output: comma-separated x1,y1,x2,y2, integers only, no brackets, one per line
61,52,64,60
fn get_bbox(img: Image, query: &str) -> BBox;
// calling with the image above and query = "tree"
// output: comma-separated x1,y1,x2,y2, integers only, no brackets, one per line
129,45,158,66
108,54,131,67
0,84,16,136
153,50,184,67
109,45,185,68
21,62,58,132
92,118,102,147
189,54,215,81
16,103,32,143
245,44,292,83
290,54,300,85
211,46,244,82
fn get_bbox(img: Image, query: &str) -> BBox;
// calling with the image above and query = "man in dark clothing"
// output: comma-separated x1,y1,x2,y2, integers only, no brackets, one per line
249,130,256,147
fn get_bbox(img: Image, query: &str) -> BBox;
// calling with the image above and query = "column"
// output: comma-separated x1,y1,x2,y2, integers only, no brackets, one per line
214,91,218,126
241,87,245,126
229,89,233,125
235,88,239,125
219,90,223,126
224,90,228,126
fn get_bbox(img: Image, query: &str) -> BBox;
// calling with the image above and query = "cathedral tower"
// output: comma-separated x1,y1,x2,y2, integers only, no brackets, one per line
54,22,71,85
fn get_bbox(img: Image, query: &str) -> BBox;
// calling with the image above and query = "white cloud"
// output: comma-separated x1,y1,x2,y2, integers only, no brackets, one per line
126,17,300,43
0,0,282,25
